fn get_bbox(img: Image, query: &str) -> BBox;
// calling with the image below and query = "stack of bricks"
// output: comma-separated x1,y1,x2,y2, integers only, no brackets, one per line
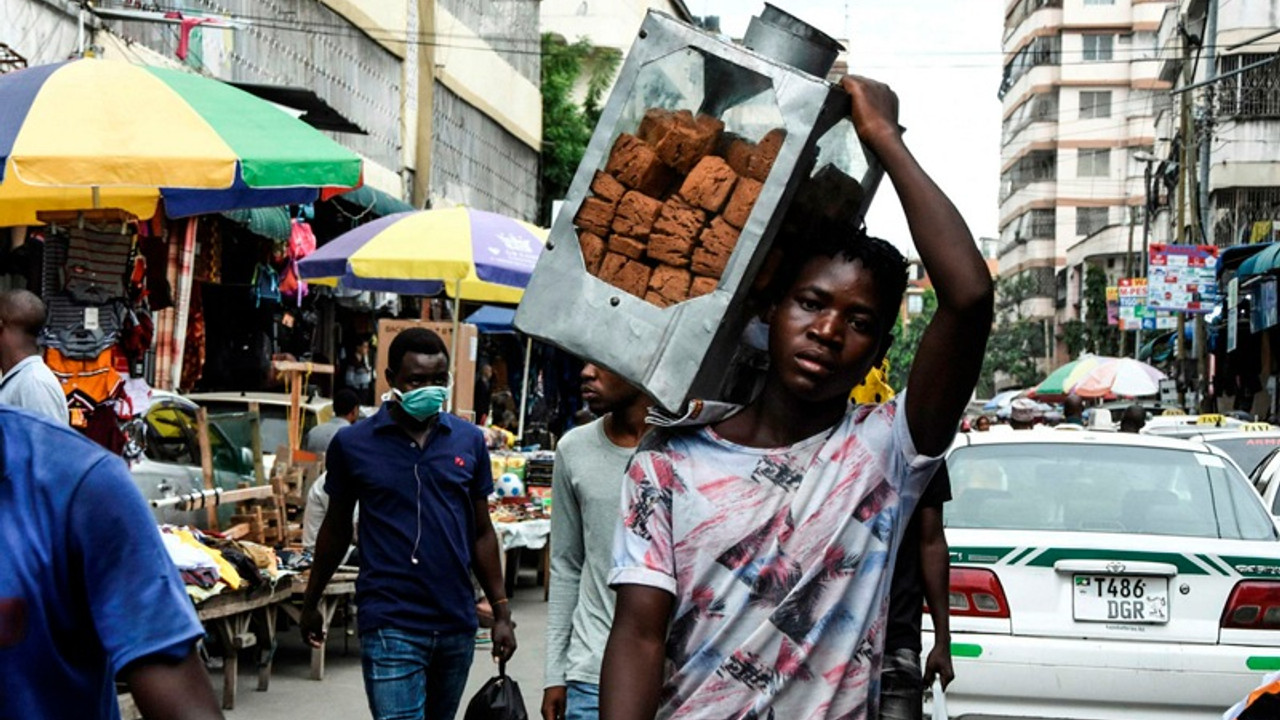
574,107,784,308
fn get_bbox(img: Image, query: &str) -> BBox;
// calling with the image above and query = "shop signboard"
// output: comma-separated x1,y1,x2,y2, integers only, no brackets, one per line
1141,312,1177,331
1118,278,1147,331
1148,244,1218,313
1251,278,1278,333
1106,286,1119,326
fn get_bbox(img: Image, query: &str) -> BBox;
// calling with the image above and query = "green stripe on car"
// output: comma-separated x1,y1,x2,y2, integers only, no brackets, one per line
952,643,983,658
1023,549,1211,575
1004,547,1039,565
1196,553,1236,576
1247,657,1280,671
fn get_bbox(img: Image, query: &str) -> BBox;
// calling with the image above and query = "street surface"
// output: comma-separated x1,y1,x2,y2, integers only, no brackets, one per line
228,573,549,718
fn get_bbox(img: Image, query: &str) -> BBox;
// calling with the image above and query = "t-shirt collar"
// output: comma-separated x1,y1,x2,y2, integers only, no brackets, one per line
0,356,41,389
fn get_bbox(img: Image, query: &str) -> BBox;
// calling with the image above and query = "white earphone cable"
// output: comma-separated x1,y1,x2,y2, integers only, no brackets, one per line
411,463,423,564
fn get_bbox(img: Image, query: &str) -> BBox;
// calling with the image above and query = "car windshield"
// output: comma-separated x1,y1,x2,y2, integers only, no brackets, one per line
197,402,305,454
947,443,1277,540
1202,435,1280,476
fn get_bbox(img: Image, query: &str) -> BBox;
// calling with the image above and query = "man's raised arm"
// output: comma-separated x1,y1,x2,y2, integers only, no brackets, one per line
842,75,994,456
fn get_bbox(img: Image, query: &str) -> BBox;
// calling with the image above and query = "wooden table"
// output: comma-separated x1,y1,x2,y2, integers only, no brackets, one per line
196,578,297,710
280,570,357,681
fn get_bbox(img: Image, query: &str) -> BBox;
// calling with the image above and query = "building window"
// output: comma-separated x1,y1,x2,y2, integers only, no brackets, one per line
907,294,924,315
999,34,1062,99
1084,0,1114,4
1219,54,1280,118
1000,150,1057,201
1082,34,1113,62
1079,91,1111,119
1077,148,1110,177
1076,207,1109,236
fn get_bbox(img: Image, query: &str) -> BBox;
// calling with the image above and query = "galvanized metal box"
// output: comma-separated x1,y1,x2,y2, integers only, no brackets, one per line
515,7,883,411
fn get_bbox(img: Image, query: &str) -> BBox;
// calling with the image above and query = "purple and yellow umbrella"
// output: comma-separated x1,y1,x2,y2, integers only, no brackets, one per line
0,59,363,226
298,207,547,426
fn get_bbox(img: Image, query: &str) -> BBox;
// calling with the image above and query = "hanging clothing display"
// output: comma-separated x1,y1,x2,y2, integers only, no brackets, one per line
62,224,132,303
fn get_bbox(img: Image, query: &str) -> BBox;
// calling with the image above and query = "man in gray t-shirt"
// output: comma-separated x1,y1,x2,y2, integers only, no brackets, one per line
542,363,651,720
0,290,67,425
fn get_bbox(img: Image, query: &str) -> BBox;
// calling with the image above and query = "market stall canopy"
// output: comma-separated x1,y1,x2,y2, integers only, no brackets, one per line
297,207,548,304
465,305,517,334
0,59,363,226
1237,243,1280,278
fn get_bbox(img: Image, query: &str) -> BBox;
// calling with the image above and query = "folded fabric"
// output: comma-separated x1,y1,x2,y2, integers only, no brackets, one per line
173,528,242,590
161,531,220,573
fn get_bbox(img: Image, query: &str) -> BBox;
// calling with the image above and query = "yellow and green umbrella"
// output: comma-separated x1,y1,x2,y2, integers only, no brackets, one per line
0,59,362,225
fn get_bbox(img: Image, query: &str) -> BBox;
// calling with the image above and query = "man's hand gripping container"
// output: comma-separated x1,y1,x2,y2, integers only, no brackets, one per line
515,5,884,412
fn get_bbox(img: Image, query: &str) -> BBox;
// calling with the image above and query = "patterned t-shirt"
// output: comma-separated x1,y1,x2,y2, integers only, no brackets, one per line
610,396,942,720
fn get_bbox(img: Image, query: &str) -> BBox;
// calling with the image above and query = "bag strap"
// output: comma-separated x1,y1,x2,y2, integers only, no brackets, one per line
499,659,507,678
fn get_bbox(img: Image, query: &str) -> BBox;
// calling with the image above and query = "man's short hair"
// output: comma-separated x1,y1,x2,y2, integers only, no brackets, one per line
769,219,909,337
387,328,448,373
0,289,48,338
332,388,360,417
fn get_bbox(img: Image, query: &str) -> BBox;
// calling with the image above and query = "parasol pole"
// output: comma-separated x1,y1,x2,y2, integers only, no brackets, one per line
450,278,462,414
517,336,532,441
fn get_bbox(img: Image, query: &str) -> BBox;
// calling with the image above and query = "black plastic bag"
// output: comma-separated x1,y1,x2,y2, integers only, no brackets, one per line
463,661,528,720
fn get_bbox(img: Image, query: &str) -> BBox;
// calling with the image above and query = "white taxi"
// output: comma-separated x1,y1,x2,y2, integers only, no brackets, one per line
928,430,1280,719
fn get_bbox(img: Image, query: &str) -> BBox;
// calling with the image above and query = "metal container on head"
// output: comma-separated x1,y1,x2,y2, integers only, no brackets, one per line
514,7,885,412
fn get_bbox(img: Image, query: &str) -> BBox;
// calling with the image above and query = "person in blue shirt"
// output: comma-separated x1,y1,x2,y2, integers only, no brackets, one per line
0,406,222,719
300,327,516,720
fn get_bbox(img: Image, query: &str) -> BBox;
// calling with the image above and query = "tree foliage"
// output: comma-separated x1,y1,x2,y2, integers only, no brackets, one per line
539,34,621,225
979,274,1047,395
1058,265,1120,359
885,289,936,390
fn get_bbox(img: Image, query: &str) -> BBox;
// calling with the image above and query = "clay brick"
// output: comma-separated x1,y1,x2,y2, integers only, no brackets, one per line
579,231,606,275
723,177,762,229
612,191,664,238
722,135,755,177
653,111,724,174
590,171,627,205
637,108,675,145
598,252,629,282
699,216,740,256
646,233,694,268
607,234,647,261
611,259,652,298
679,156,738,214
691,246,731,279
605,133,674,197
644,291,674,308
652,196,706,243
746,128,787,182
574,197,615,236
649,265,692,303
689,276,718,298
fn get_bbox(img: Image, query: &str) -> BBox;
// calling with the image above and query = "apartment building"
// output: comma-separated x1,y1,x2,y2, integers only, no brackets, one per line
997,0,1174,355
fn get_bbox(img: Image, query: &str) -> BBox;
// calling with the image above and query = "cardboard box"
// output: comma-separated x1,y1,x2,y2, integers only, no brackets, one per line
375,319,478,422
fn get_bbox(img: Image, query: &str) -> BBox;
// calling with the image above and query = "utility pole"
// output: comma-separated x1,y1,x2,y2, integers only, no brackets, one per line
1194,0,1219,412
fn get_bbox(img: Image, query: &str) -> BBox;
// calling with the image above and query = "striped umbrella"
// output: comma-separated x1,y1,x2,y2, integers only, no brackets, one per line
1030,355,1107,399
0,59,362,226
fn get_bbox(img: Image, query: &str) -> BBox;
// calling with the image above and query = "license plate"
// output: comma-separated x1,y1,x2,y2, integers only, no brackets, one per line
1073,575,1169,624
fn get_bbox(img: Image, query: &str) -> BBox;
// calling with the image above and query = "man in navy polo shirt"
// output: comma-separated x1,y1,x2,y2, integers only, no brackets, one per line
301,328,516,720
0,406,223,719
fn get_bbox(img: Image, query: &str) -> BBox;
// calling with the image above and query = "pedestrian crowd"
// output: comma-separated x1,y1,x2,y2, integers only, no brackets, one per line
1,75,992,720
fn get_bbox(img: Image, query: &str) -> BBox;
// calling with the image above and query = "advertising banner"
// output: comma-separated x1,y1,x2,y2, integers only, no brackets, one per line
1118,278,1147,331
1106,286,1119,326
1148,244,1218,313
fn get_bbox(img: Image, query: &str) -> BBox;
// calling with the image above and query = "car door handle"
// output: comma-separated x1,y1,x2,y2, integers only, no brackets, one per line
1053,560,1179,577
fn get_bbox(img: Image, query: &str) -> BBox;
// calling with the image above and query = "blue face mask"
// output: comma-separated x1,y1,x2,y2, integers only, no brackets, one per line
393,385,450,421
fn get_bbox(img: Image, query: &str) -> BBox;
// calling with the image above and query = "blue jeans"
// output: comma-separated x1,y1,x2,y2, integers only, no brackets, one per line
360,627,475,720
564,681,599,720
